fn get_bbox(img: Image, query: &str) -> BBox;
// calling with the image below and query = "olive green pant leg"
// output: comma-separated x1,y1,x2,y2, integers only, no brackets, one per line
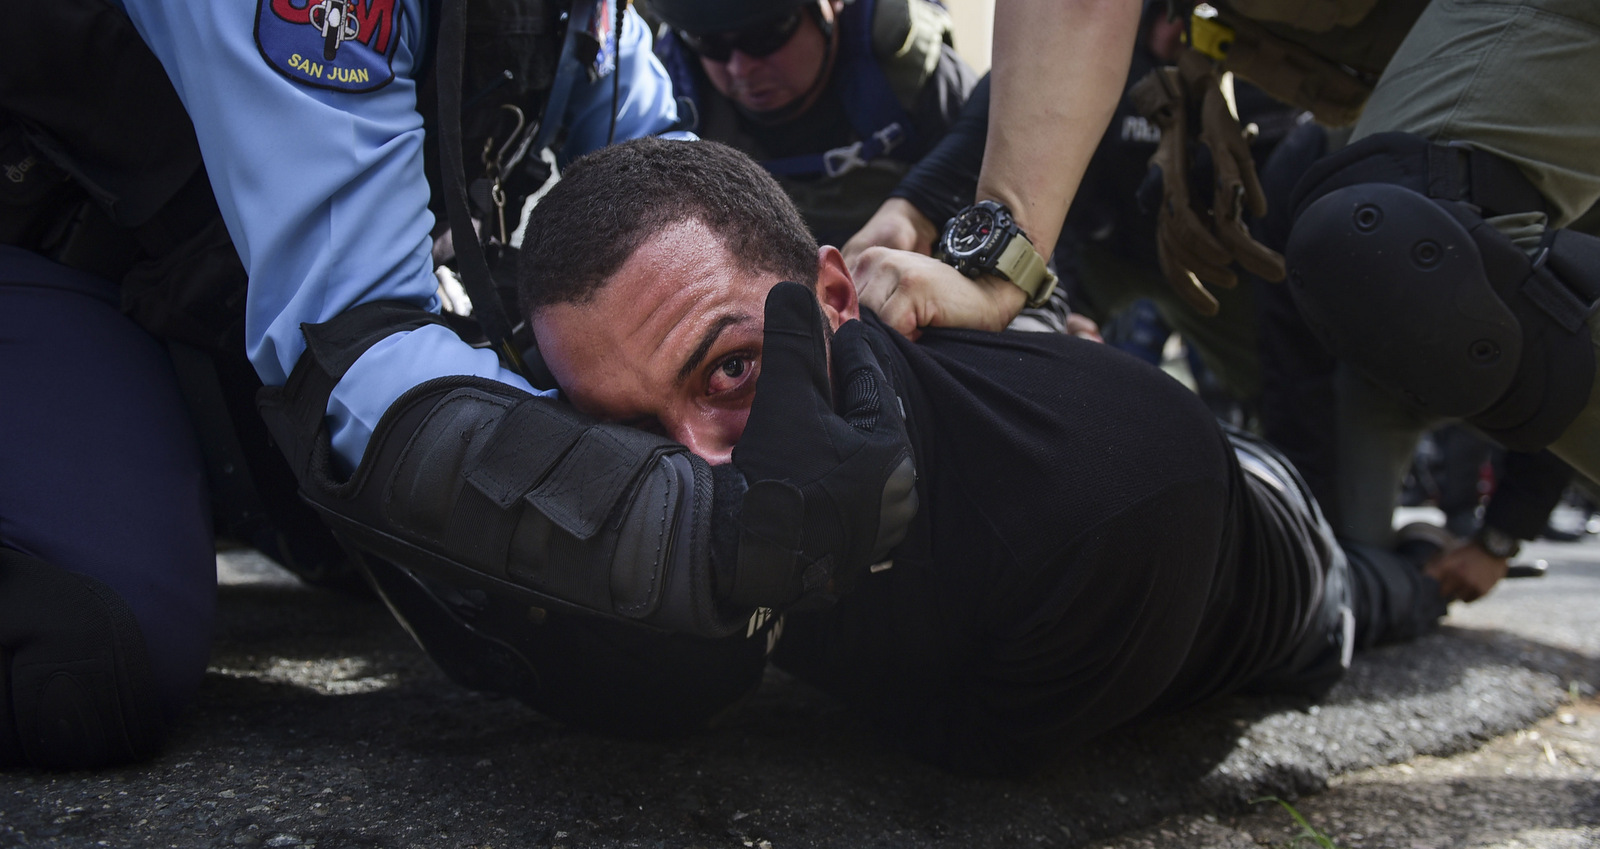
1547,324,1600,486
1354,0,1600,227
1158,276,1261,405
1547,209,1600,485
1074,241,1263,404
1332,368,1438,545
1070,242,1149,323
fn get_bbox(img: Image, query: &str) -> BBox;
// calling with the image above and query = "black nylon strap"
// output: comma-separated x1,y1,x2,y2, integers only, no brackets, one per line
1530,229,1600,334
464,396,586,508
525,425,672,540
436,0,530,379
1293,133,1550,222
265,301,449,477
1425,141,1549,218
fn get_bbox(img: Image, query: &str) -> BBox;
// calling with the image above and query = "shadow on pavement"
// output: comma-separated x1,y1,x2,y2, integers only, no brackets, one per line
2,556,1595,849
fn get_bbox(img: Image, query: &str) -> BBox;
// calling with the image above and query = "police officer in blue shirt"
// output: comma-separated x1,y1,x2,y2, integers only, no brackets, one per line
0,0,915,769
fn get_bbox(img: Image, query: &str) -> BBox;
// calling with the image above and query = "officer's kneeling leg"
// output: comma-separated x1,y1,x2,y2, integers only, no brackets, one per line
1,248,216,768
0,550,165,769
1285,182,1599,452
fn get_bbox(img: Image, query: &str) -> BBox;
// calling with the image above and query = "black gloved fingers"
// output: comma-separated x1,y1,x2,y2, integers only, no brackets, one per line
728,282,920,611
829,319,902,434
736,280,851,479
727,287,831,605
736,281,834,475
822,318,917,566
755,281,832,410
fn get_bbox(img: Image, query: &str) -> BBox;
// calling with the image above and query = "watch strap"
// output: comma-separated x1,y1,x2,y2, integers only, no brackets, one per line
993,232,1059,308
1473,525,1522,560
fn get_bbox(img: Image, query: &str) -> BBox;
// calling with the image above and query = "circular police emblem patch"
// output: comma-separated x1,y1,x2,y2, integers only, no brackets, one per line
255,0,401,93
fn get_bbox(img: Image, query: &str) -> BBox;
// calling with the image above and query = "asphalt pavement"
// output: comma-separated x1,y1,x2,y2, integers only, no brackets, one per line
3,521,1597,848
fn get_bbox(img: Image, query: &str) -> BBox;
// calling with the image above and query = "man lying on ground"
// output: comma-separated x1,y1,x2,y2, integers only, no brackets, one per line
516,137,1446,773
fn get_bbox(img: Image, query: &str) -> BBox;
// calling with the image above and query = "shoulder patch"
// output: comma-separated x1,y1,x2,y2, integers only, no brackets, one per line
255,0,403,93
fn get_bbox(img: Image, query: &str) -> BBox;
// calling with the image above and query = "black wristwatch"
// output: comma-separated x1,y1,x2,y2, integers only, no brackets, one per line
1473,525,1522,560
939,200,1059,308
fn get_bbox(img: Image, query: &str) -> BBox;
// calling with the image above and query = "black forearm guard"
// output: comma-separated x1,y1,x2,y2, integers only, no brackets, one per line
258,302,751,638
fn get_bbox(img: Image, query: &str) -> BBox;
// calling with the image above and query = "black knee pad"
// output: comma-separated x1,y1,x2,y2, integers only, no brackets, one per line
1470,226,1600,448
0,549,166,769
1286,137,1599,451
1286,181,1524,419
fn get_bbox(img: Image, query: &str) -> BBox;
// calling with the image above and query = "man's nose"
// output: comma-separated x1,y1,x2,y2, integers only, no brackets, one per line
724,49,762,77
667,419,734,466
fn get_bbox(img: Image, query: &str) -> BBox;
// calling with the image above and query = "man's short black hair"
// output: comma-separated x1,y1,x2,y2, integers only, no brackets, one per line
518,137,818,315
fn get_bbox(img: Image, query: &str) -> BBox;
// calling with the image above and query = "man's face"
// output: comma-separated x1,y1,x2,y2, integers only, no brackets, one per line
696,2,836,114
531,218,857,464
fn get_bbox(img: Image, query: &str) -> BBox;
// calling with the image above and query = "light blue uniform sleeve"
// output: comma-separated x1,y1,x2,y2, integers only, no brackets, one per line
558,7,686,162
113,0,680,470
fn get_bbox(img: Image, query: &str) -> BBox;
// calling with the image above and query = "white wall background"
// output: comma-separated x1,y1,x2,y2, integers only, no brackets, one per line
943,0,994,74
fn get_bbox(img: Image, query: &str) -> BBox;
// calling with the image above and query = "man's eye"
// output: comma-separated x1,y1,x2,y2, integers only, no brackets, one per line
707,355,757,396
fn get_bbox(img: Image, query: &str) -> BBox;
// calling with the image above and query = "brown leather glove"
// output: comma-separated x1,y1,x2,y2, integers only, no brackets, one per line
1131,48,1286,316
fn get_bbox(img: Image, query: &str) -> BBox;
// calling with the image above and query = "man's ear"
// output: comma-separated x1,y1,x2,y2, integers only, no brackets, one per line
815,245,859,328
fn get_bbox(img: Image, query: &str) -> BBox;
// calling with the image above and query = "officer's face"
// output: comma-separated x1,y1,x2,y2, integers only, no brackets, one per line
698,1,837,114
531,218,858,464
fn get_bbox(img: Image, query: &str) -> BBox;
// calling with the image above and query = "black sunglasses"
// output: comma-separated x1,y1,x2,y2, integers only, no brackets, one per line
677,9,804,62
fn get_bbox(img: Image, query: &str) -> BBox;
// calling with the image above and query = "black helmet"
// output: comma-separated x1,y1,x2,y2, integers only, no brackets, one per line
650,0,811,35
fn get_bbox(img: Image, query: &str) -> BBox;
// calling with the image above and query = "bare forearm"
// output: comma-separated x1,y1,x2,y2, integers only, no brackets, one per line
851,0,1142,336
979,0,1141,259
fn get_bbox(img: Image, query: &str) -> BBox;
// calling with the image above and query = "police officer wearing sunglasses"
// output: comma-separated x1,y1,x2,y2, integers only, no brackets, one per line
650,0,977,246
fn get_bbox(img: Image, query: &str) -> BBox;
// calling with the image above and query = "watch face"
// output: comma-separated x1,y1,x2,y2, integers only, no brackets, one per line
945,206,1002,259
1477,527,1520,559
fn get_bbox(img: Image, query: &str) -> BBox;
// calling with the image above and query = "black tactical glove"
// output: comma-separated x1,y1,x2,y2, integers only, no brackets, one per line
723,282,919,610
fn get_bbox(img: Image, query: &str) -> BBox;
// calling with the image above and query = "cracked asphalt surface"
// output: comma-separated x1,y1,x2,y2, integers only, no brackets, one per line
3,531,1597,848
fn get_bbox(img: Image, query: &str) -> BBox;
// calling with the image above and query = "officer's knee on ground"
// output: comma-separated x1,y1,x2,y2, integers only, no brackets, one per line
0,549,167,770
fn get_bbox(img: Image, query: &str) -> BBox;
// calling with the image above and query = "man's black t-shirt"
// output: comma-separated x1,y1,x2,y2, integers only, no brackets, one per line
774,315,1335,771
